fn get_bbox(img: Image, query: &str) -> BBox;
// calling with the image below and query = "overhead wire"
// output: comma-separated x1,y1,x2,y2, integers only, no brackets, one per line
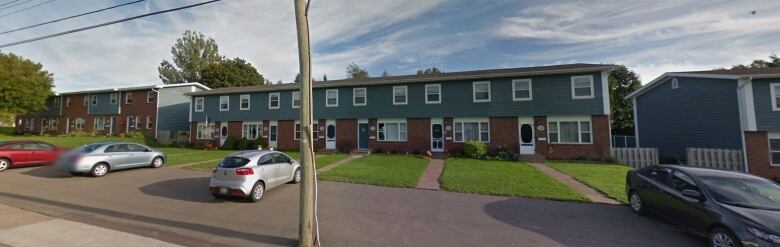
0,0,145,35
0,0,56,19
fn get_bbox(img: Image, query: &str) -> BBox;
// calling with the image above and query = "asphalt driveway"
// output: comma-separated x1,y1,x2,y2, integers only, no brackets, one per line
0,166,705,247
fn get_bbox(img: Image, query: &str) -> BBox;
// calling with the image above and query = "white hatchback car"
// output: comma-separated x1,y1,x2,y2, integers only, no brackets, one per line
209,150,301,202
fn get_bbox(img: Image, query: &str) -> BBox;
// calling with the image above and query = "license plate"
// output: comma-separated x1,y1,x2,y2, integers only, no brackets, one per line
219,188,228,194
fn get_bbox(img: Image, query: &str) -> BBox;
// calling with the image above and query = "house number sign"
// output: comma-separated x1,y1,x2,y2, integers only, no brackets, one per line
537,125,545,131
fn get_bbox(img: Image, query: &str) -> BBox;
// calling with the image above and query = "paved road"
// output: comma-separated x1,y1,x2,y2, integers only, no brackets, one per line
0,166,705,247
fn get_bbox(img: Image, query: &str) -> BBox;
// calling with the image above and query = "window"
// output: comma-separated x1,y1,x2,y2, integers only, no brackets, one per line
147,91,155,103
240,94,250,110
242,122,261,140
472,81,491,102
110,93,117,105
425,84,441,104
571,75,594,99
91,95,98,105
292,91,300,108
125,92,133,104
670,171,698,192
393,86,407,105
353,88,367,106
512,79,532,101
453,119,490,142
548,117,592,144
771,83,779,111
268,93,280,109
65,97,71,108
313,123,318,139
84,95,89,106
377,119,407,141
295,122,301,140
771,135,780,165
639,167,671,183
196,122,215,139
94,117,105,130
194,97,204,112
50,119,58,130
326,89,338,107
219,96,229,111
146,116,153,129
75,118,85,129
671,78,679,89
53,97,60,107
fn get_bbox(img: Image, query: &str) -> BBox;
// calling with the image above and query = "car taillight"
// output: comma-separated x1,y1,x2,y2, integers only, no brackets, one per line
235,168,254,176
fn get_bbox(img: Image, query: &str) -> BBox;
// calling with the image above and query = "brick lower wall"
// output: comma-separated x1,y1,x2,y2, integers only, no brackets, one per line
745,131,780,180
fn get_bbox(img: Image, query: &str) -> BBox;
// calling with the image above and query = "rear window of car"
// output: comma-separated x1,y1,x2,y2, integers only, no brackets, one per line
76,144,103,153
219,157,251,168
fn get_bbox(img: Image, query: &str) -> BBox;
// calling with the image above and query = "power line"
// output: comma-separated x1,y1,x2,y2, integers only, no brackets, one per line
0,0,223,49
0,0,32,11
0,0,56,19
0,0,145,35
0,0,21,8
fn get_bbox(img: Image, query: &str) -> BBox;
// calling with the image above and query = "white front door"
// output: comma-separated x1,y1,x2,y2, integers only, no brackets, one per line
65,118,70,135
431,118,444,152
325,120,336,150
269,120,278,148
518,117,535,155
219,124,228,146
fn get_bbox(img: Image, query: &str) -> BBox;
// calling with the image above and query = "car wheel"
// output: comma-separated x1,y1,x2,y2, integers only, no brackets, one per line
248,182,265,202
629,191,647,215
150,157,164,168
291,169,302,184
710,228,741,247
90,163,109,177
0,158,9,172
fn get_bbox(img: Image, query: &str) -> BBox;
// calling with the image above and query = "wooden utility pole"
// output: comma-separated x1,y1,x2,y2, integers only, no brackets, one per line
294,0,317,246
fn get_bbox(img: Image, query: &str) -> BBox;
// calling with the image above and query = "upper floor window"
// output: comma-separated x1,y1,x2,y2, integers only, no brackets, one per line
353,88,367,106
194,97,204,112
292,91,301,108
240,94,250,110
326,89,338,107
268,93,280,109
219,96,229,111
65,97,71,108
771,83,779,111
512,79,532,101
472,81,491,102
425,84,441,104
671,78,679,89
393,86,407,105
84,95,89,106
110,93,118,105
571,75,594,99
91,95,98,105
125,92,133,104
548,117,592,144
454,119,489,142
53,97,60,107
147,91,155,103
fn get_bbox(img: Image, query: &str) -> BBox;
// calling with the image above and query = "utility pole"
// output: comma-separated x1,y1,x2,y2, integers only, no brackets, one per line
294,0,316,246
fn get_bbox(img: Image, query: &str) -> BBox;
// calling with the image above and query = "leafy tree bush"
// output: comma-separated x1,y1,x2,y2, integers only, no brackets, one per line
463,141,487,159
236,138,250,150
221,135,239,150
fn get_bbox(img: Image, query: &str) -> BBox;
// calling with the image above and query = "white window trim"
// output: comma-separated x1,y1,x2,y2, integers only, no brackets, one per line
240,94,251,110
392,86,408,105
110,93,117,105
194,97,204,112
770,132,780,166
771,83,779,111
196,122,215,140
294,121,302,140
571,75,595,99
353,88,367,106
219,96,230,111
241,121,262,140
53,97,60,107
268,92,280,109
125,92,133,104
84,96,89,106
147,91,155,103
292,91,301,109
326,89,339,107
146,116,153,129
452,117,490,143
472,81,491,102
91,95,98,105
671,78,679,89
376,119,408,142
547,116,593,144
512,79,532,101
425,84,441,104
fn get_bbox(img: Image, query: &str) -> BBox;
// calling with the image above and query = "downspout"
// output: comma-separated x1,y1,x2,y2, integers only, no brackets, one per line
151,87,160,139
737,76,752,173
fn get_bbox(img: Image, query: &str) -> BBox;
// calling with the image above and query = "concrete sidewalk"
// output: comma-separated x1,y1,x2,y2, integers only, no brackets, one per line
528,163,621,205
416,158,444,190
0,203,180,247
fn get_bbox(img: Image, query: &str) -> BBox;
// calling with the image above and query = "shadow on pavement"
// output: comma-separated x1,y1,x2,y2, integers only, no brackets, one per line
139,177,248,204
0,191,297,246
21,166,72,178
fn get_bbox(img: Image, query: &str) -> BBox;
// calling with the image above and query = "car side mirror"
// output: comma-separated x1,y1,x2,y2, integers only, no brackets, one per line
682,189,704,201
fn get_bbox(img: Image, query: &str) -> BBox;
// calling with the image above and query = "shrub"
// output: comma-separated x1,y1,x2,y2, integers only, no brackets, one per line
221,136,240,150
448,147,463,157
237,138,251,150
463,141,487,159
337,140,351,153
120,130,145,139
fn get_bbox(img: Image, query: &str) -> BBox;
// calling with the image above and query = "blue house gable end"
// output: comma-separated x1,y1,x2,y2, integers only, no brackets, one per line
36,96,62,117
191,71,607,122
752,78,780,132
88,92,121,115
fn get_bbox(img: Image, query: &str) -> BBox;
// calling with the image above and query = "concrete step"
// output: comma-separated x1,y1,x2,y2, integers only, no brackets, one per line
350,149,371,156
518,154,546,163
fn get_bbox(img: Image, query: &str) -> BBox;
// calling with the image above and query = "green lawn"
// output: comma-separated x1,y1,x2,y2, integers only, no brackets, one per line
547,162,632,204
440,159,587,202
318,155,428,188
184,152,349,171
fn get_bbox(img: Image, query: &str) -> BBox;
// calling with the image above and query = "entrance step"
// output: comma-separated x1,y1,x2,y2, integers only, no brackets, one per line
518,154,546,163
350,149,371,156
430,152,449,159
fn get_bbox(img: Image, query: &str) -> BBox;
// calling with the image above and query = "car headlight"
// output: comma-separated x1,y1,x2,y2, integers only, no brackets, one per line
748,226,780,244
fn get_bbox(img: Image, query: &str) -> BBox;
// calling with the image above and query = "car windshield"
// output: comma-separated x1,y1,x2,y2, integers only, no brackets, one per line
75,144,103,153
699,176,780,211
218,157,251,168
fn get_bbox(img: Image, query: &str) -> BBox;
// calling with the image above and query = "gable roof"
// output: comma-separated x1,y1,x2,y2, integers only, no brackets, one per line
187,63,617,96
625,67,780,99
54,82,210,96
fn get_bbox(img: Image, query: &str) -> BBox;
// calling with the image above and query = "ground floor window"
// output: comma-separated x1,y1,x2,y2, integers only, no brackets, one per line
146,116,153,129
294,122,320,140
548,117,591,144
377,119,407,141
771,135,780,165
50,118,58,130
242,122,261,140
453,119,489,142
197,122,215,139
75,118,85,129
94,117,105,131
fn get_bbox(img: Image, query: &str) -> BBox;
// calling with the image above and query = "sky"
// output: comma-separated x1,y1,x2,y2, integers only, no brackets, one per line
1,0,779,92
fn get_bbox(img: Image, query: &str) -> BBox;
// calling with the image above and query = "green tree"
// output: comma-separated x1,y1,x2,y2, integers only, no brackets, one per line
200,58,265,88
322,74,328,81
0,52,53,119
346,62,369,79
609,66,642,135
158,30,222,84
732,53,780,69
294,73,301,83
416,67,443,75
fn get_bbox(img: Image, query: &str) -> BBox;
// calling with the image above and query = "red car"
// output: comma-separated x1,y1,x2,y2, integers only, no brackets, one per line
0,141,66,172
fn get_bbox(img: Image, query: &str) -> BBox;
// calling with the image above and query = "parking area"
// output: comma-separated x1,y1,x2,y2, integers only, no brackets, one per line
0,165,705,247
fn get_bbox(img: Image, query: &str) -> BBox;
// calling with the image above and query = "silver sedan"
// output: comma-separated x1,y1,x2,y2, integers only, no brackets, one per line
56,142,166,177
209,150,302,202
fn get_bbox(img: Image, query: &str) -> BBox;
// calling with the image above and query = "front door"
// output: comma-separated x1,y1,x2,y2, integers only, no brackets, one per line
325,120,336,150
269,121,278,148
518,117,535,155
219,124,228,147
431,119,444,152
358,123,369,149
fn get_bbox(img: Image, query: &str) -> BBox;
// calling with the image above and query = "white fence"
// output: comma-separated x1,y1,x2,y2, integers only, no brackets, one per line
612,147,659,169
157,130,171,145
686,148,744,171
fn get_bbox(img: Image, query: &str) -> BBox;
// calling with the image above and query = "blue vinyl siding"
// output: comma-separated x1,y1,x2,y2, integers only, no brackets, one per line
88,92,121,115
191,72,606,122
36,96,61,117
636,77,742,159
752,78,780,132
157,86,200,133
